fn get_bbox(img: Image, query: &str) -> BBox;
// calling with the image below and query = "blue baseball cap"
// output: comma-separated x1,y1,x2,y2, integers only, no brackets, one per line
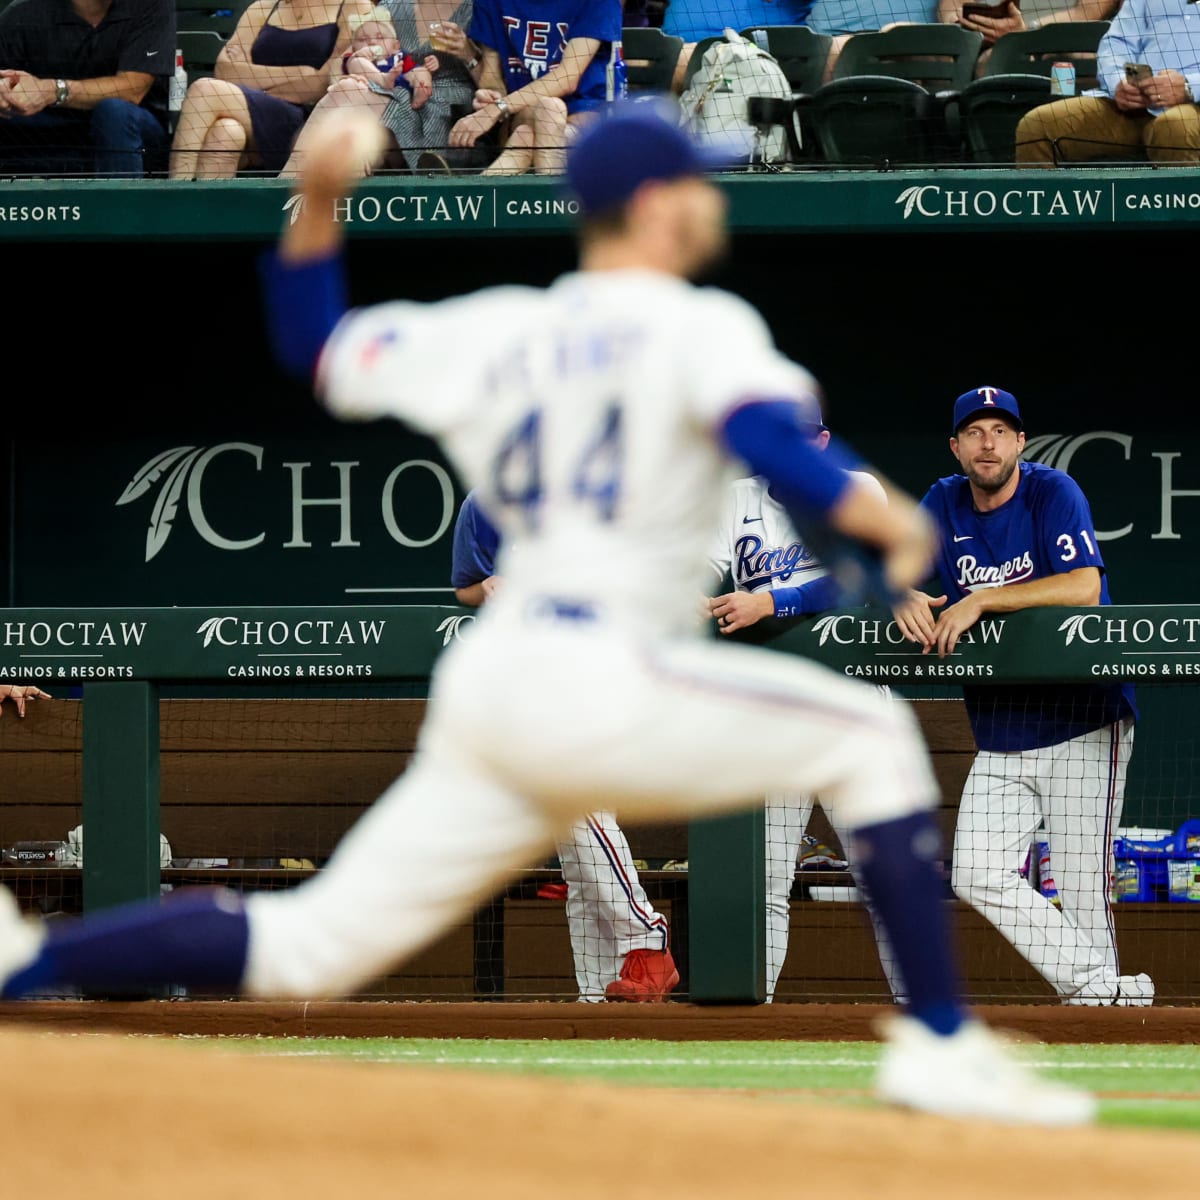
952,386,1023,435
566,100,739,217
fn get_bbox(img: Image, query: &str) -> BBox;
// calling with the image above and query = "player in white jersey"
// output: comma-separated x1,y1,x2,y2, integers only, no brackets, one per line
705,406,902,1002
0,104,1092,1126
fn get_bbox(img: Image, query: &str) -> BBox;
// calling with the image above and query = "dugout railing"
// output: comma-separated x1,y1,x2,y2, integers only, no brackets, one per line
1,602,1197,1003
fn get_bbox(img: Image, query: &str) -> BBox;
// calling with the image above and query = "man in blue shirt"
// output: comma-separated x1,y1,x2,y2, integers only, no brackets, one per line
894,386,1150,1006
1017,0,1200,164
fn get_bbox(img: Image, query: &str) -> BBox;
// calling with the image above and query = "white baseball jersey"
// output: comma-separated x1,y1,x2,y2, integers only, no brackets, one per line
709,470,887,594
244,267,936,1001
319,269,819,638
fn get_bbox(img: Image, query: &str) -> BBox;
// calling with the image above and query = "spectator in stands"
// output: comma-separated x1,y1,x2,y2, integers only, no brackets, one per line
451,489,681,1002
280,0,483,177
1015,0,1200,164
663,0,813,94
704,400,903,1003
0,685,50,716
893,385,1149,1006
811,0,1118,81
445,0,624,175
169,0,373,180
339,12,439,111
806,0,941,82
946,0,1120,77
0,0,174,177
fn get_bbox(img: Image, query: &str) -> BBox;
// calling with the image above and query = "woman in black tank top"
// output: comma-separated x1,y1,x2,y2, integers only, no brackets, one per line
170,0,374,178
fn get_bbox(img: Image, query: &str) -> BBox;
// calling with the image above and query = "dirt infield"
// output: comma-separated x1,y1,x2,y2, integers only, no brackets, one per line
2,1026,1197,1200
1,999,1197,1042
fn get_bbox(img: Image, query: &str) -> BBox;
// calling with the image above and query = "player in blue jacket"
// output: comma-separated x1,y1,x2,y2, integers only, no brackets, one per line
893,386,1150,1006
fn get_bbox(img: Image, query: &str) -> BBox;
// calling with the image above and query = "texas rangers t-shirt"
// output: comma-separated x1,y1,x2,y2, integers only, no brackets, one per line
922,460,1136,752
469,0,622,112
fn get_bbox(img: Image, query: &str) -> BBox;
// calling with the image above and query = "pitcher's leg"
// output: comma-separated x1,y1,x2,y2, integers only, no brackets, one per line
243,752,556,998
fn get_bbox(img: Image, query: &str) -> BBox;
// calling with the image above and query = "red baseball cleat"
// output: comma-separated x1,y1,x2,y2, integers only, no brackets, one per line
605,948,680,1003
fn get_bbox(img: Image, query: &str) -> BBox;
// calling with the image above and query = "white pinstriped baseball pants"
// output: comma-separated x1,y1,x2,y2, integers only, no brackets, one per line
951,718,1134,1000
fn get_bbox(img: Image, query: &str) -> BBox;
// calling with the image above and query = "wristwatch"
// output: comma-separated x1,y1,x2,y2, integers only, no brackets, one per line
465,55,480,70
494,96,510,117
54,79,69,106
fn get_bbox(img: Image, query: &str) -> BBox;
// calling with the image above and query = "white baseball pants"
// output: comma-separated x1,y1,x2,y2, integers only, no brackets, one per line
951,718,1134,1000
242,621,937,999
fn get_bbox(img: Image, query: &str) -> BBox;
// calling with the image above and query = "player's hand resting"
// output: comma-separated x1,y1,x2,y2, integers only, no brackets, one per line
892,589,947,653
708,590,773,634
0,684,51,716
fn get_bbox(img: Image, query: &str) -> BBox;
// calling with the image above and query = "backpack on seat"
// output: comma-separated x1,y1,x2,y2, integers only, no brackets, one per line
678,28,795,164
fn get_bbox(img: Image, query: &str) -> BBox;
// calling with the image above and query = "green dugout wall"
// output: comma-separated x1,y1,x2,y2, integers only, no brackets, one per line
6,170,1198,610
3,169,1200,1002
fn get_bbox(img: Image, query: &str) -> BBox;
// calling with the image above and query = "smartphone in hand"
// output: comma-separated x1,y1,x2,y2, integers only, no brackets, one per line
962,0,1010,18
1125,62,1153,84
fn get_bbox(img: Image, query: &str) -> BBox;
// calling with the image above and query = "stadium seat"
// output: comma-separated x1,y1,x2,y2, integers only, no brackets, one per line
739,25,832,96
953,73,1052,162
952,21,1110,161
808,24,983,165
985,20,1109,92
176,1,248,81
623,26,685,94
739,26,833,161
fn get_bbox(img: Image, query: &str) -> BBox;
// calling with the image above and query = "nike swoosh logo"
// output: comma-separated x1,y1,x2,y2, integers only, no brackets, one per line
743,517,762,524
953,535,973,542
146,49,158,56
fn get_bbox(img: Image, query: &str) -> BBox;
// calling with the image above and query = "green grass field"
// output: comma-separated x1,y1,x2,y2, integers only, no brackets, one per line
213,1037,1200,1133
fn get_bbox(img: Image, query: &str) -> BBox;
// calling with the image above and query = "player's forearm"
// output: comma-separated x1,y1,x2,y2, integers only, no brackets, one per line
970,566,1102,613
54,71,154,109
455,583,488,607
770,575,841,619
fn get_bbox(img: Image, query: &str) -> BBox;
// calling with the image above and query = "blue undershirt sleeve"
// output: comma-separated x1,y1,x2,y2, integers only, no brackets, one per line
721,400,854,518
258,248,349,384
721,400,898,607
770,575,842,619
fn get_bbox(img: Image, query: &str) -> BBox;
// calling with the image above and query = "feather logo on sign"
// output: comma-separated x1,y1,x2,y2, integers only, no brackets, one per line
196,617,226,648
1057,614,1090,645
436,615,475,646
810,615,841,646
1022,434,1070,467
895,185,937,219
283,195,306,225
117,446,205,562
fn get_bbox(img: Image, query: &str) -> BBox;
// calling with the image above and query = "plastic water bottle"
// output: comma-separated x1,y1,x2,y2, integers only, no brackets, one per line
169,49,188,130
